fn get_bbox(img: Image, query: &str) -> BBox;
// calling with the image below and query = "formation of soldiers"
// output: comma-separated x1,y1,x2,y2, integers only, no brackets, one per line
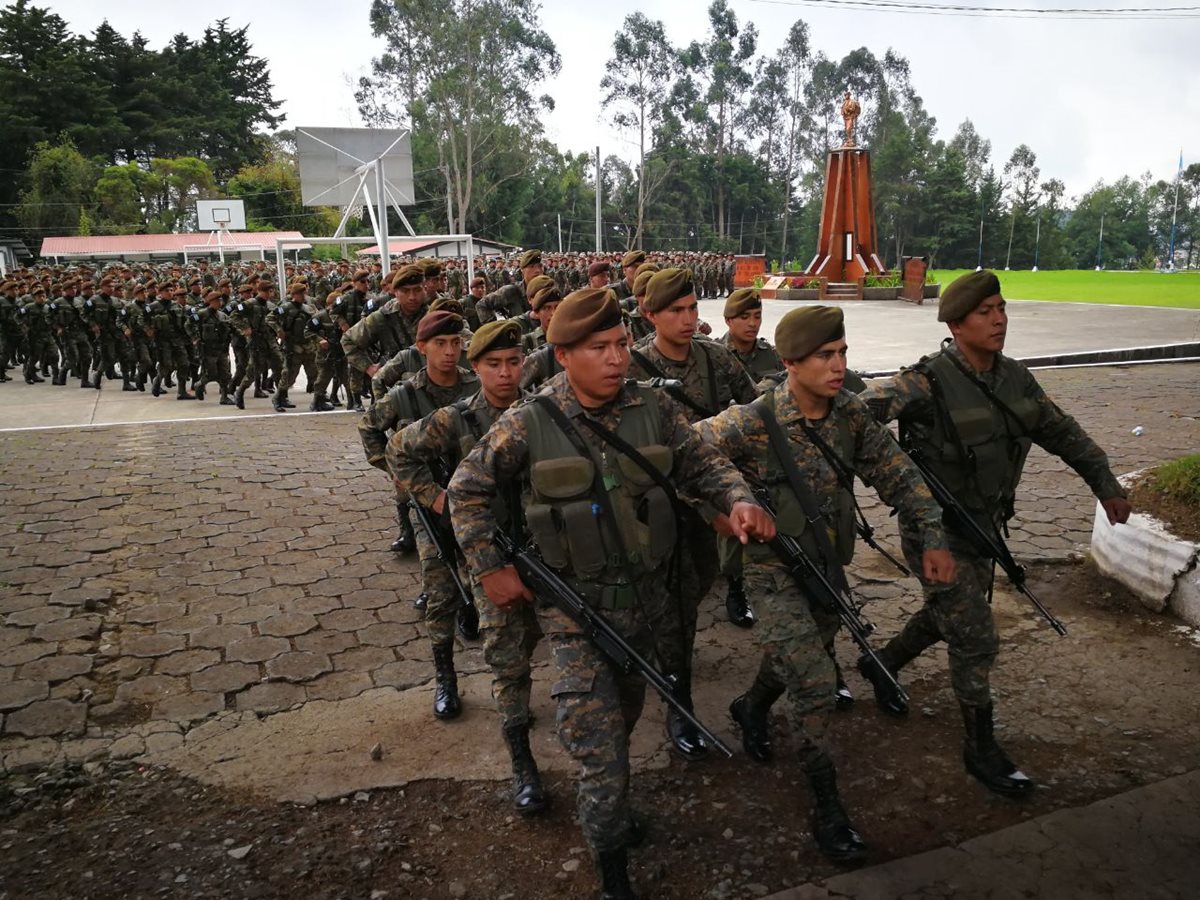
4,249,1133,899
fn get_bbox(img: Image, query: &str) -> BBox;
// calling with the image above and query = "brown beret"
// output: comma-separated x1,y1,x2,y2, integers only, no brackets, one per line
289,281,307,295
525,274,556,298
632,269,657,299
518,249,542,269
775,306,845,360
939,270,1001,322
418,259,442,278
723,288,762,319
468,320,524,361
530,284,562,311
621,250,647,269
205,290,222,302
643,268,695,313
352,269,371,282
391,264,423,288
429,296,465,315
545,288,622,347
587,260,611,278
416,310,464,342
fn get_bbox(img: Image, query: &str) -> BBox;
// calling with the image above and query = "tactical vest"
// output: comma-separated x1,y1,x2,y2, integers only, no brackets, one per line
520,384,677,603
198,309,230,350
910,349,1040,520
745,389,857,565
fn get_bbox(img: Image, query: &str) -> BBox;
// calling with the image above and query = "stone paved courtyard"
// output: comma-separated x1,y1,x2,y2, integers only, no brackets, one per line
0,361,1195,776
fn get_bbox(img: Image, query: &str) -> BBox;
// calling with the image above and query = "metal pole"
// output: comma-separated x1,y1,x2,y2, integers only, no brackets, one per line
1032,217,1041,272
557,214,563,254
1096,214,1104,270
1168,151,1182,270
595,146,602,253
976,192,986,271
1004,207,1016,270
376,160,391,276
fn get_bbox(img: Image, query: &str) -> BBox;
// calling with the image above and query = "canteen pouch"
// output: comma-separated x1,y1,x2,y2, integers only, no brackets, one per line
528,458,605,577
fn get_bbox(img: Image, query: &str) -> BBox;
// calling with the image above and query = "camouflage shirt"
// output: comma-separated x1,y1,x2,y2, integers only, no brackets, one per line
695,381,947,554
721,333,783,387
448,371,757,578
357,366,479,469
859,340,1125,505
628,334,757,423
340,298,427,373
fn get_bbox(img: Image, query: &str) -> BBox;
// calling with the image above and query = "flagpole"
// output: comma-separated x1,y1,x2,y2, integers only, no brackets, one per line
1168,149,1182,271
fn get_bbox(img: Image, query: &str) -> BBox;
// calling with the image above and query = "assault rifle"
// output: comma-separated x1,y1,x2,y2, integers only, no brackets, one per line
905,449,1068,637
409,498,479,636
494,530,733,757
752,488,909,705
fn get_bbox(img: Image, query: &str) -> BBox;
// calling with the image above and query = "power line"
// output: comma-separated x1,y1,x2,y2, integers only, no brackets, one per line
749,0,1200,19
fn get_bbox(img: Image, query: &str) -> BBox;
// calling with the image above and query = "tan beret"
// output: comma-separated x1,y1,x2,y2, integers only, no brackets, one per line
938,270,1001,322
632,269,656,299
429,296,465,315
518,249,542,269
205,290,222,302
352,269,371,282
545,288,622,347
418,258,442,278
621,250,647,269
530,283,562,310
391,264,423,288
723,288,761,319
416,310,464,342
525,274,555,297
468,320,524,360
775,306,845,360
643,267,695,313
289,281,307,295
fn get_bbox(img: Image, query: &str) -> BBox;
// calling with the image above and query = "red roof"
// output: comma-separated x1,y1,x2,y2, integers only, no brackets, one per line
40,232,309,259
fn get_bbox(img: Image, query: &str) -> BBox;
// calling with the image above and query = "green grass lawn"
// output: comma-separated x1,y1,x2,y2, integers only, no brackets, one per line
929,269,1200,309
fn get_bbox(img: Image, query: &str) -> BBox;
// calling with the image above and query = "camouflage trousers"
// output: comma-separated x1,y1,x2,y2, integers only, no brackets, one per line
416,522,465,647
882,531,999,708
277,345,317,399
311,348,347,401
158,338,192,383
537,598,656,854
237,340,284,392
473,585,542,728
61,330,92,377
743,560,838,765
198,349,232,392
648,510,719,678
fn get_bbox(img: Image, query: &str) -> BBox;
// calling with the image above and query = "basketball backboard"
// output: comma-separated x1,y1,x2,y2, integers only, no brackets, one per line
296,127,415,207
196,199,246,231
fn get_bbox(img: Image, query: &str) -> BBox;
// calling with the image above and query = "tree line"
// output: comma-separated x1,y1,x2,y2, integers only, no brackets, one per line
3,0,1197,270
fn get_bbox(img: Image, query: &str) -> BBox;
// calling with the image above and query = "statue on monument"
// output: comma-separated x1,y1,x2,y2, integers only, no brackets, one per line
840,91,861,148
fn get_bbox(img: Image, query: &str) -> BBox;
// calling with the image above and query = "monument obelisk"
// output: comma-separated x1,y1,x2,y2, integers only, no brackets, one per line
804,93,887,282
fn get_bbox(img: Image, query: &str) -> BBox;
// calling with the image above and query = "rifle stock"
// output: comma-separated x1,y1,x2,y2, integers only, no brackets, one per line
494,530,733,758
906,449,1067,636
409,498,474,615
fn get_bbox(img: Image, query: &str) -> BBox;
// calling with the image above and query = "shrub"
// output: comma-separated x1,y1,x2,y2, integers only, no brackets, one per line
1152,454,1200,506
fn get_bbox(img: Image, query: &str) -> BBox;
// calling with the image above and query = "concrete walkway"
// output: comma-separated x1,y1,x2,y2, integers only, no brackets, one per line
771,770,1200,900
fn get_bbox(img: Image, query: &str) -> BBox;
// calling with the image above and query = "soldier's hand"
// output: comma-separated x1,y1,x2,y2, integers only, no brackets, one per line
697,319,712,335
727,501,776,544
276,331,285,341
921,549,956,584
319,338,329,350
481,566,533,610
366,363,381,377
339,322,350,333
431,491,447,516
1101,496,1132,526
242,327,252,337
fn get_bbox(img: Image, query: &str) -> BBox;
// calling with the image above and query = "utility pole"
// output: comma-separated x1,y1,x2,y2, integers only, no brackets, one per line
1032,216,1041,272
595,146,602,253
1095,214,1105,271
557,213,563,254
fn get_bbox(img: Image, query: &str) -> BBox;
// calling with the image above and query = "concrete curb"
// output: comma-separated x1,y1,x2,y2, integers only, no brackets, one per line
1091,472,1200,626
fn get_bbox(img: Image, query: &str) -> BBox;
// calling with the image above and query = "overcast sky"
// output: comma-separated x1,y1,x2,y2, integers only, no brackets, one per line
44,0,1199,200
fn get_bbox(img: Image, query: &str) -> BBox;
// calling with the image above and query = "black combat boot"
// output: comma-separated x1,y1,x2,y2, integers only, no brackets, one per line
219,391,235,406
390,505,416,553
79,373,90,388
52,367,66,386
195,381,205,401
960,702,1035,797
163,373,173,388
122,372,137,391
176,382,195,400
806,756,868,862
724,575,755,628
830,653,853,710
729,675,785,763
136,372,146,391
151,375,162,396
594,847,637,900
309,393,334,412
234,386,246,409
665,672,708,760
457,602,480,642
272,394,288,412
857,652,908,717
431,641,461,720
502,722,547,815
413,592,429,612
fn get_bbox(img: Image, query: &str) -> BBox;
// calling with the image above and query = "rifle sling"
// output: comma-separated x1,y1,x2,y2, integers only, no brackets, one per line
753,399,851,596
629,347,716,419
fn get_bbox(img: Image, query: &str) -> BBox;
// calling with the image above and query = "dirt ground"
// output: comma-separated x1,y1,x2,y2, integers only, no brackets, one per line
3,559,1199,900
1128,475,1200,544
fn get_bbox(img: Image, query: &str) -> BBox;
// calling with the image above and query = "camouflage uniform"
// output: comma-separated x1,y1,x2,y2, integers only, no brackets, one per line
305,306,348,408
388,390,539,727
267,297,319,406
721,332,783,391
330,287,371,401
861,340,1125,708
475,283,528,324
79,291,122,383
229,297,284,399
360,367,480,639
448,372,755,856
626,308,654,343
341,298,426,398
696,382,945,763
519,343,563,393
188,306,234,400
